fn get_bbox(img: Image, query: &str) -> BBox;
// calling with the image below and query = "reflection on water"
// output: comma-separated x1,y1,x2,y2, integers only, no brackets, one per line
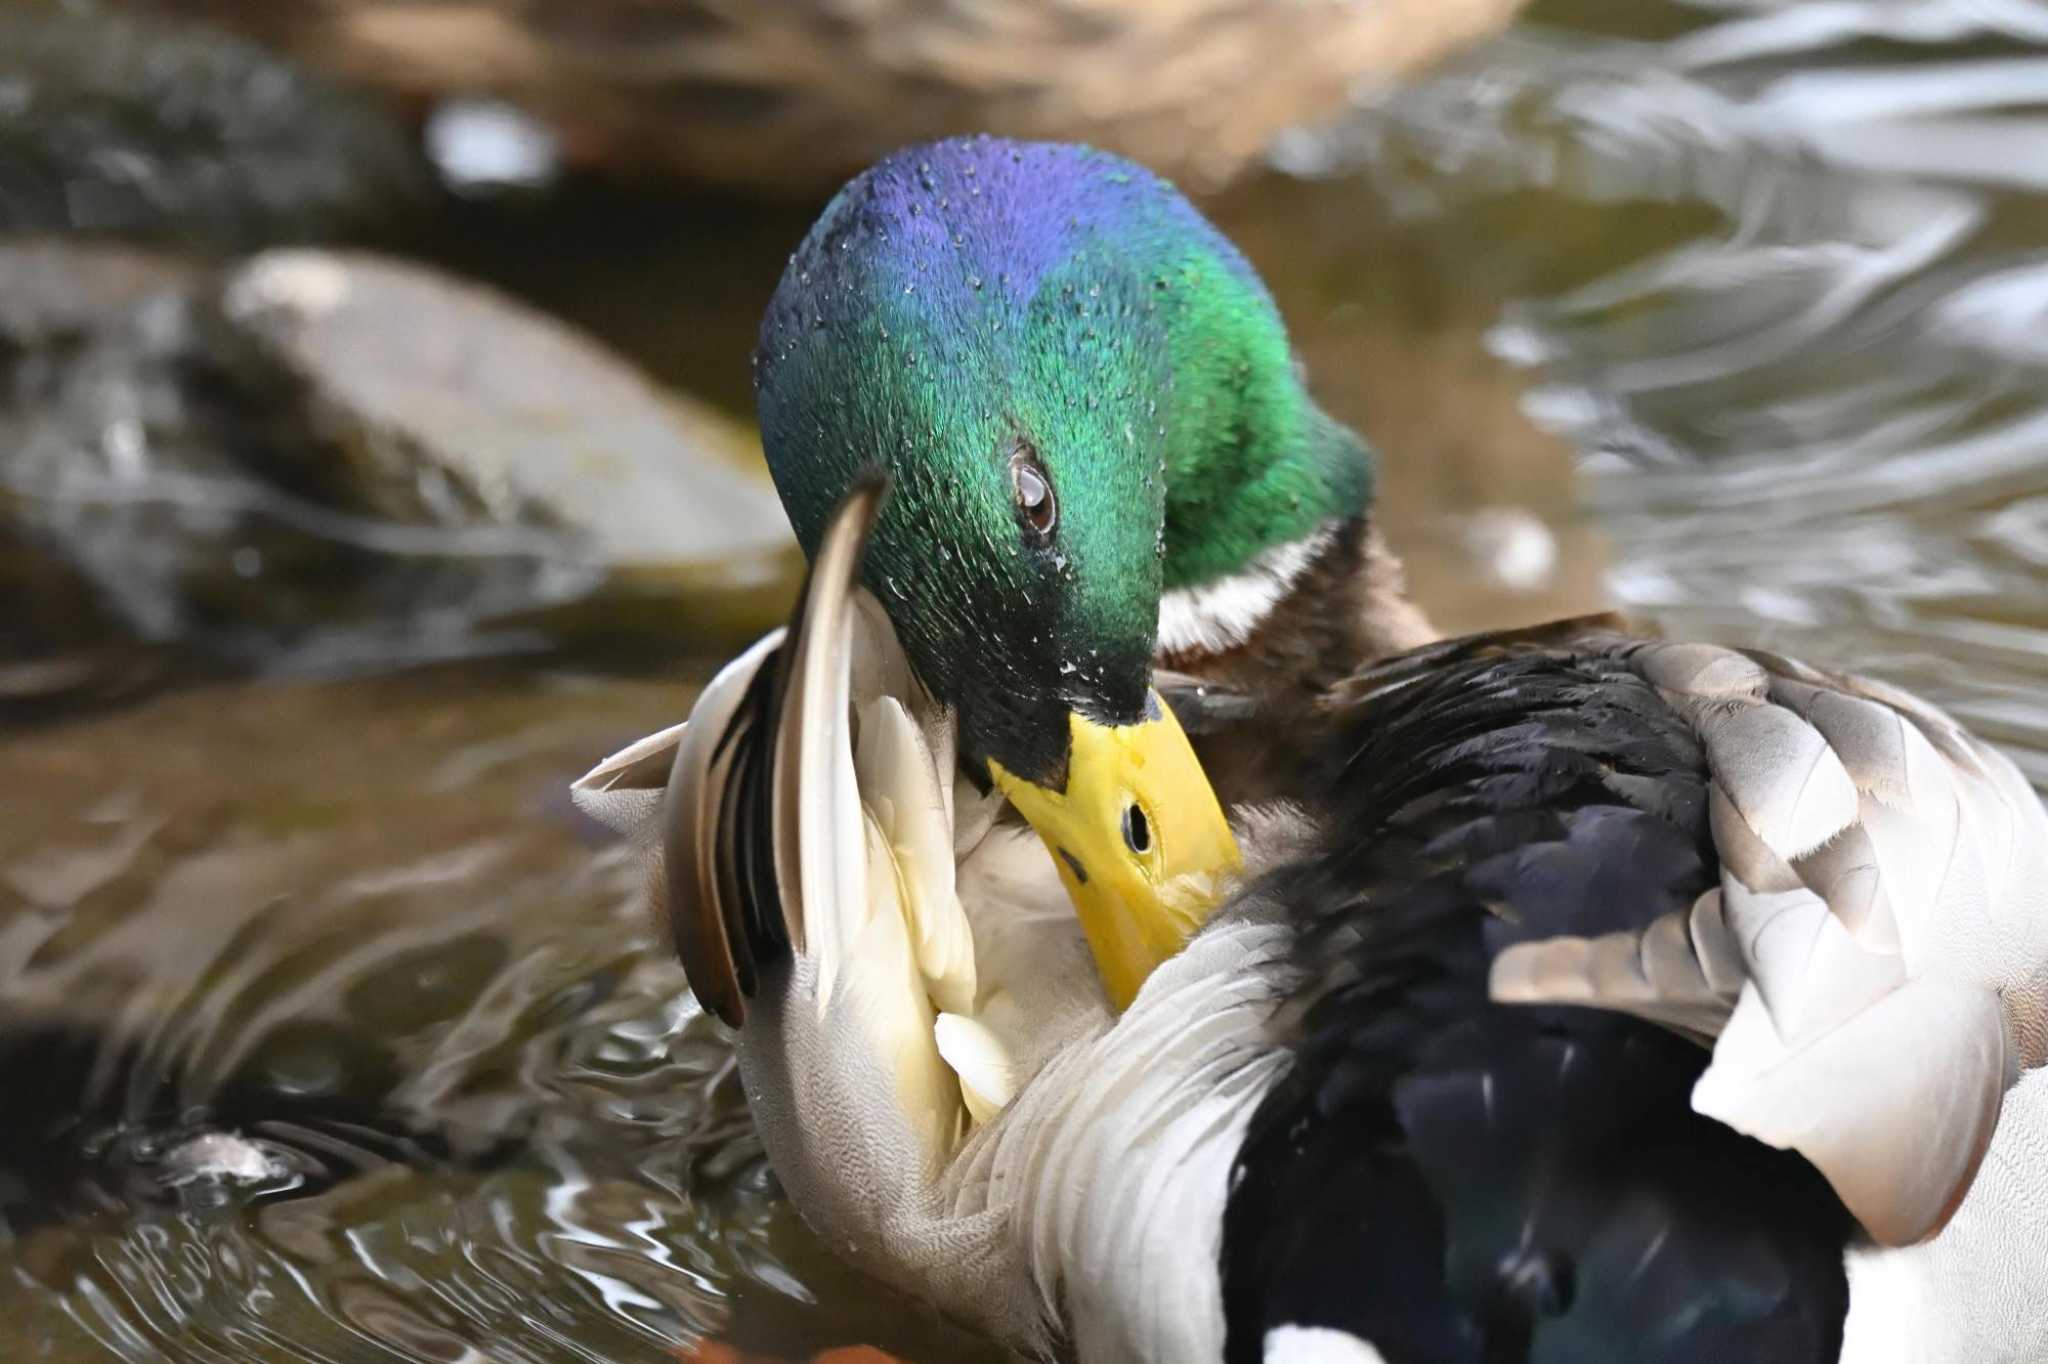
1311,0,2048,783
0,673,1008,1362
4,0,2048,1359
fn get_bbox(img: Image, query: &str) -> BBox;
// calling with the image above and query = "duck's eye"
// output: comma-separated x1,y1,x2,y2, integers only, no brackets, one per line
1012,447,1057,541
1121,802,1152,856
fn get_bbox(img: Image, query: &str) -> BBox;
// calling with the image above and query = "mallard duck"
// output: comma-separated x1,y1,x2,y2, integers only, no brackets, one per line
574,139,2048,1363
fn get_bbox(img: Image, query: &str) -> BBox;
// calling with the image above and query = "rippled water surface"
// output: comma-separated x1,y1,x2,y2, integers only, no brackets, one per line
1325,0,2048,783
4,0,2047,1359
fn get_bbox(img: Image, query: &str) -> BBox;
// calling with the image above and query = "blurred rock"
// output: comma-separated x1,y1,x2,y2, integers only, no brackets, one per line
0,5,431,249
214,250,793,582
0,239,798,676
0,517,171,716
0,240,196,345
130,0,1527,193
0,243,198,710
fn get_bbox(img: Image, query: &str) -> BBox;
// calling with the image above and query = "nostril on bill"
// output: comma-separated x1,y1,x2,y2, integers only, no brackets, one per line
1121,803,1152,855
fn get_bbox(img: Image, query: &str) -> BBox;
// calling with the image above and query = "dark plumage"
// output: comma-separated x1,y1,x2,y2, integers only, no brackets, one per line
1220,629,1856,1364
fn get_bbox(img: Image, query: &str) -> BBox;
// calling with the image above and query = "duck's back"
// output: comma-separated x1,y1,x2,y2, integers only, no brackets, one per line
1219,633,1856,1363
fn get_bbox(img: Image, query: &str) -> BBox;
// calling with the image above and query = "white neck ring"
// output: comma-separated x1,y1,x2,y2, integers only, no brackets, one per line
1155,523,1338,658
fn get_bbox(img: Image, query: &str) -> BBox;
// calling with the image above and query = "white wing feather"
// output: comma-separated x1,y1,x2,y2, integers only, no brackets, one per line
856,696,977,1015
1493,637,2048,1246
568,628,786,842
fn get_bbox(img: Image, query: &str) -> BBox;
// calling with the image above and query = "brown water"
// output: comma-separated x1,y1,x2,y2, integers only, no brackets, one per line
4,0,2047,1359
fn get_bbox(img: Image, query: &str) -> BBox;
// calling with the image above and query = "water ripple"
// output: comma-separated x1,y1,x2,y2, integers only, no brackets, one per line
1309,0,2048,784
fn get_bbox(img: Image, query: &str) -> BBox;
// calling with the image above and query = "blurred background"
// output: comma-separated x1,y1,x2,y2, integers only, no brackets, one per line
2,0,2046,1360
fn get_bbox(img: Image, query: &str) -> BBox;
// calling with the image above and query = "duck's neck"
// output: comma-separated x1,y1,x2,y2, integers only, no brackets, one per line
1153,351,1424,692
1156,513,1435,809
1158,513,1435,696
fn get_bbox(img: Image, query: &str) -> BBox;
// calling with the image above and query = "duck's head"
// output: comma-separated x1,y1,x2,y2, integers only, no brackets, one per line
755,136,1372,1004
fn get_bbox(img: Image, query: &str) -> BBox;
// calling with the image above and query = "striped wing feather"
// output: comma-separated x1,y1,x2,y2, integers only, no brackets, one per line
1491,635,2048,1246
570,479,888,1027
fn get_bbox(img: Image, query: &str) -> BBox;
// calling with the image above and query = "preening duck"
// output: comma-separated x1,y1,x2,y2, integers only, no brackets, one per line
574,138,2048,1364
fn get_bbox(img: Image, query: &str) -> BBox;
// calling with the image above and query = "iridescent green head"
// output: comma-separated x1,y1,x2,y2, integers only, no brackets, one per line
755,136,1371,787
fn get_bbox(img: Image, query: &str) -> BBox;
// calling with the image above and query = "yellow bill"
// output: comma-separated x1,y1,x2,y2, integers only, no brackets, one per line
988,691,1241,1010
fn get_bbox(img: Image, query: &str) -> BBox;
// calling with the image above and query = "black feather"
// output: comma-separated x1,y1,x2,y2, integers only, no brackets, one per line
1221,635,1854,1364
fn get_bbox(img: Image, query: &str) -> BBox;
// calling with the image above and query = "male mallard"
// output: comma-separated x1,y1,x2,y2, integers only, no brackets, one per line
574,139,2048,1363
